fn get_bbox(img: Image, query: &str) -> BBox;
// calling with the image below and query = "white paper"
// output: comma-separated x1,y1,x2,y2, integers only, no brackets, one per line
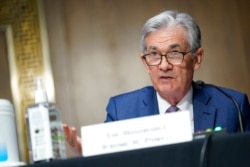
81,110,193,157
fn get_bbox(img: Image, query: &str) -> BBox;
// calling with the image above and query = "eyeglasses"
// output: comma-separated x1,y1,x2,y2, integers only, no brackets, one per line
142,50,192,66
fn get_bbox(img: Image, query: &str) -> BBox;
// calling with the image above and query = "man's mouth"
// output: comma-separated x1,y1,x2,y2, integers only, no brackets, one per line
160,76,174,80
161,76,171,78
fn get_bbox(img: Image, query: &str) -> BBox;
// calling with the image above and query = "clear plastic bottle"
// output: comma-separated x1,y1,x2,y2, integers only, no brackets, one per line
25,78,66,163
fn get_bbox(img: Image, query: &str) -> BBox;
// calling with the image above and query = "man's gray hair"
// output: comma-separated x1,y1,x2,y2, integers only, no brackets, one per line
140,10,201,56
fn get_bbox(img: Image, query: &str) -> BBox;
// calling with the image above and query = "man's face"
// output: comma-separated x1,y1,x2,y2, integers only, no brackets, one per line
141,26,203,103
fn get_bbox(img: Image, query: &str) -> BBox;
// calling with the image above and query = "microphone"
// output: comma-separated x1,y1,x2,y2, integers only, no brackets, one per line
195,80,244,133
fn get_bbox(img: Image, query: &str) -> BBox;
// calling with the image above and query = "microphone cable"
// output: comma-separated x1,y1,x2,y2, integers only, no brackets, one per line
199,133,213,167
196,80,245,167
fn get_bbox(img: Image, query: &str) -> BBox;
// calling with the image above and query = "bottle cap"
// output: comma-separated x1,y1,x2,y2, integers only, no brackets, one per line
34,77,48,103
0,99,14,116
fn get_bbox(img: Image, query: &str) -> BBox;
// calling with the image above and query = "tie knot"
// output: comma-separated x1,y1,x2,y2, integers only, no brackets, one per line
166,105,179,113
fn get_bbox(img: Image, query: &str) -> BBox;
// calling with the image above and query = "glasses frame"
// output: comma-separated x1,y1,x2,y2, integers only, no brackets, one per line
142,50,193,66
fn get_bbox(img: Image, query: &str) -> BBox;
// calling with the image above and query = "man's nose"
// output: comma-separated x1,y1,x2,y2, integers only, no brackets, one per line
159,56,172,69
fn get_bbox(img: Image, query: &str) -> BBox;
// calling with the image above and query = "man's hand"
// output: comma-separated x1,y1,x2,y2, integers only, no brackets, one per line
62,124,82,156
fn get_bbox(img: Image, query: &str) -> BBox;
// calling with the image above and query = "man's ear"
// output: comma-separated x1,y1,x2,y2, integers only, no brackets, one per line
140,54,150,73
194,48,204,71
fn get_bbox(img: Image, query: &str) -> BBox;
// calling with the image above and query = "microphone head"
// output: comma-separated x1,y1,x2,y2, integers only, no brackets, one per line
195,80,205,88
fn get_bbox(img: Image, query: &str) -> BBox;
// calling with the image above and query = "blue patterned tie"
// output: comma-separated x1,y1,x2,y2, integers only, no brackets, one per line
165,105,179,113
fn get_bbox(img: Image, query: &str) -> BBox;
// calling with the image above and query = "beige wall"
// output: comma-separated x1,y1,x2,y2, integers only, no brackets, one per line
43,0,250,156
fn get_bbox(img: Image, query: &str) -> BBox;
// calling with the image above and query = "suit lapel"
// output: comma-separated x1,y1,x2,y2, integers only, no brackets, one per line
139,85,217,132
139,86,159,116
193,82,216,132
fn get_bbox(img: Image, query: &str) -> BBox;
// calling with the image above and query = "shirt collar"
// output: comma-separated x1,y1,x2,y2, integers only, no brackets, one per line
157,86,193,114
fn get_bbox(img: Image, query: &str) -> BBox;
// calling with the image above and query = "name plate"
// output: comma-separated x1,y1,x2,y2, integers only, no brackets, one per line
81,110,193,157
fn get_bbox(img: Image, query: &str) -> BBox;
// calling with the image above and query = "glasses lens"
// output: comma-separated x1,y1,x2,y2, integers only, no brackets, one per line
145,53,161,65
167,52,183,64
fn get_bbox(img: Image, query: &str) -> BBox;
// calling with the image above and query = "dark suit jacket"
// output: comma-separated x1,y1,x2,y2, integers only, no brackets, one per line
105,81,250,133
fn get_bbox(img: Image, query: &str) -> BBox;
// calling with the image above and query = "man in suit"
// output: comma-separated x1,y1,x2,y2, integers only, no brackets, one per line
63,10,250,156
105,82,250,133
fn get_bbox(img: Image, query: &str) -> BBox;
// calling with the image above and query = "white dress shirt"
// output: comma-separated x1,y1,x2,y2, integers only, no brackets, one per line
157,87,194,132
